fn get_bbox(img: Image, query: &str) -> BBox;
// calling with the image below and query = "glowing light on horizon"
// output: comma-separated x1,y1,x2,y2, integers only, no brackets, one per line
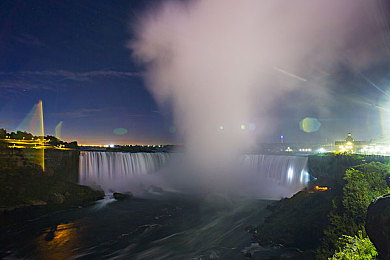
317,148,326,153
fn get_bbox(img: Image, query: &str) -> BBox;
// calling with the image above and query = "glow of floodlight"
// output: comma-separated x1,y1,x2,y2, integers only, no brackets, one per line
287,167,294,182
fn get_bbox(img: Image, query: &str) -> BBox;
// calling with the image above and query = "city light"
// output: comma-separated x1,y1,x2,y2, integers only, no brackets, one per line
317,148,326,153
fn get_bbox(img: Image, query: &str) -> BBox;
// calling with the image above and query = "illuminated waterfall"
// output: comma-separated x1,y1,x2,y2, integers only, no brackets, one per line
79,152,171,191
79,152,309,196
241,154,309,188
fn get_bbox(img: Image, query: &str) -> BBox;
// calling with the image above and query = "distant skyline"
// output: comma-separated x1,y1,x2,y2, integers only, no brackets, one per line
1,0,390,145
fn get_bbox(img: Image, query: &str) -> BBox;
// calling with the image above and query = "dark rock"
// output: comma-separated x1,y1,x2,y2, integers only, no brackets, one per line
113,192,133,200
366,193,390,259
244,252,252,258
50,193,65,204
30,200,47,206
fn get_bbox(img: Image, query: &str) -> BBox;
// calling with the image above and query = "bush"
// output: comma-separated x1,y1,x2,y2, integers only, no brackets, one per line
318,162,389,259
331,230,377,260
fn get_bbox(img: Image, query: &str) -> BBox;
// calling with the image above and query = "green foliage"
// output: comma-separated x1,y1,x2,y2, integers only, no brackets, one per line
343,163,390,223
331,230,377,260
318,162,389,259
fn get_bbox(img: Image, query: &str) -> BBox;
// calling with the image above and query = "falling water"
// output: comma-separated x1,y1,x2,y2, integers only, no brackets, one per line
79,152,170,192
79,152,309,197
241,154,309,188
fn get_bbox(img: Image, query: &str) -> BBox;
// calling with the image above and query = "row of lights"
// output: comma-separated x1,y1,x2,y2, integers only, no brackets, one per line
218,124,256,131
360,145,390,155
298,148,312,152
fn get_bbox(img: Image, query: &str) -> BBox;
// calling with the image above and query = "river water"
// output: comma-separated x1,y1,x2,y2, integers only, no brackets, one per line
1,193,274,259
1,152,309,259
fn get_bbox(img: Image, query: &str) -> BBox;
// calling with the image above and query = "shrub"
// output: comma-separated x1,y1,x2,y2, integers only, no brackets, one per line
331,230,377,260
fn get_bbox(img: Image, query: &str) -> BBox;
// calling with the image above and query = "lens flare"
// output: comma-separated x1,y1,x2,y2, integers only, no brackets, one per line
299,117,321,133
38,100,45,171
16,100,45,171
113,128,128,135
55,121,63,139
169,126,176,134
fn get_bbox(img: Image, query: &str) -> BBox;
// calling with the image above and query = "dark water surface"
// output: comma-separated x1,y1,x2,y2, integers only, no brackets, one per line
0,194,273,259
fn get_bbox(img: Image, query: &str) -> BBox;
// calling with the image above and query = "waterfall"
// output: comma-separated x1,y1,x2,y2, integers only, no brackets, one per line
241,154,309,190
79,152,309,197
79,152,170,192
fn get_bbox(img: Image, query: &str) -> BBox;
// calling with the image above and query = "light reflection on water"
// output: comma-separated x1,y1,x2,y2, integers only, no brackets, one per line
36,222,83,260
1,196,297,259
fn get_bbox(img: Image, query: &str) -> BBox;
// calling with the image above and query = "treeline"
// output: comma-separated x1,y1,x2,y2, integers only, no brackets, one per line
0,129,34,140
0,128,78,149
253,153,390,259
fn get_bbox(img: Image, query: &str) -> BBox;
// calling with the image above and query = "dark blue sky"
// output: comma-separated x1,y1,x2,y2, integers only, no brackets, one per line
0,0,173,144
1,0,390,144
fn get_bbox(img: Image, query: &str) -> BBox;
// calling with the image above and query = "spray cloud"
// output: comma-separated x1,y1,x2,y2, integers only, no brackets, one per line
130,0,386,187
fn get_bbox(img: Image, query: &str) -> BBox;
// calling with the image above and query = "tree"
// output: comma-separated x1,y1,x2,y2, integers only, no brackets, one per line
318,162,389,259
65,141,78,149
45,135,61,146
343,163,389,224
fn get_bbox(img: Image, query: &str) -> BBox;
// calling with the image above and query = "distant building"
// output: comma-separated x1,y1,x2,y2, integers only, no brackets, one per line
335,133,369,153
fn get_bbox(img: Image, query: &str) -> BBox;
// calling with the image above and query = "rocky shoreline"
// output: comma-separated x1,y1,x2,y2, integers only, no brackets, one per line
0,171,104,212
0,148,104,213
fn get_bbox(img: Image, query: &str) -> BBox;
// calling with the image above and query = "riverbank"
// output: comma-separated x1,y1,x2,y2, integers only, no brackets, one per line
0,148,104,211
0,171,104,211
253,153,390,259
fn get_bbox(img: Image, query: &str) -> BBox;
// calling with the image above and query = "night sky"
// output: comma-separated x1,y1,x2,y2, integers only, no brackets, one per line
1,0,390,145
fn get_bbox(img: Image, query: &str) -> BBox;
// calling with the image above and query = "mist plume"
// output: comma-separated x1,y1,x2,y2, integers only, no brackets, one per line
129,0,386,192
